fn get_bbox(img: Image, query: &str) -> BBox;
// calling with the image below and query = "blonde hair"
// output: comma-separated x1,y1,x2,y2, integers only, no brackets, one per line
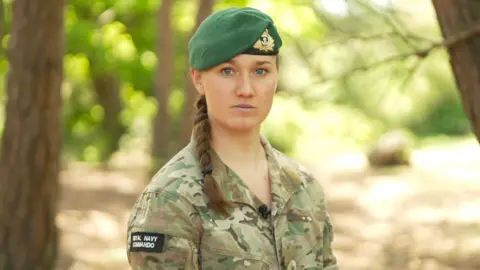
193,95,233,215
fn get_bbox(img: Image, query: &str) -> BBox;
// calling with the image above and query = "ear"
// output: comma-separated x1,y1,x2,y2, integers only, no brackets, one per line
189,67,205,95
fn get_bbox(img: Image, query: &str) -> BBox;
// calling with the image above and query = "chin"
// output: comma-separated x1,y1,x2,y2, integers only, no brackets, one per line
225,117,263,133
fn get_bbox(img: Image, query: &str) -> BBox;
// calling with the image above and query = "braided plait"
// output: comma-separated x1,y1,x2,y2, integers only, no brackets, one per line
193,95,233,215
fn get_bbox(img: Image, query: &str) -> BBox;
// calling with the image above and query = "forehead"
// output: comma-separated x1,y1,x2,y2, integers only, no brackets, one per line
223,54,276,66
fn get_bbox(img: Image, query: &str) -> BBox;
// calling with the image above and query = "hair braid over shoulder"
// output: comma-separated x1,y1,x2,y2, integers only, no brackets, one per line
193,95,232,215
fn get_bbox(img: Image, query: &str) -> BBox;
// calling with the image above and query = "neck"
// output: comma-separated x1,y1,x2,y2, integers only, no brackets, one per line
210,122,264,167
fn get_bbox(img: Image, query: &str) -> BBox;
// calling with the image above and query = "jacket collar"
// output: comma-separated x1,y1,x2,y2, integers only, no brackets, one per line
186,134,303,216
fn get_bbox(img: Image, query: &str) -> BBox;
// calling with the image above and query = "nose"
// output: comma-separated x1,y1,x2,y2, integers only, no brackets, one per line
236,73,255,97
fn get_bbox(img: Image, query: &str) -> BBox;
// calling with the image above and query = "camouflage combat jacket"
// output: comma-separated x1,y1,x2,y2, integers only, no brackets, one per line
127,137,339,270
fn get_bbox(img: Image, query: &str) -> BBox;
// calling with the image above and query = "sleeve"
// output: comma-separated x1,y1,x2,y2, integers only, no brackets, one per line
127,191,202,270
299,165,339,270
322,213,339,270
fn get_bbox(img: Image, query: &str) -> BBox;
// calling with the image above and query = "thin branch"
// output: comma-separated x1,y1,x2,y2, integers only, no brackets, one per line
374,59,401,105
283,32,326,81
288,30,435,80
396,57,424,92
319,30,438,47
310,3,351,34
310,0,435,50
312,51,414,85
307,0,437,55
353,0,419,50
371,56,424,109
312,23,480,85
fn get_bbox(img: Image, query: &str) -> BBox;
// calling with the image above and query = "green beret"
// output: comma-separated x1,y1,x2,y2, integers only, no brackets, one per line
188,7,283,70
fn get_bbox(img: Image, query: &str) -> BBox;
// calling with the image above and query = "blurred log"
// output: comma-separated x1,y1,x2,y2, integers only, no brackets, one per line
367,130,412,167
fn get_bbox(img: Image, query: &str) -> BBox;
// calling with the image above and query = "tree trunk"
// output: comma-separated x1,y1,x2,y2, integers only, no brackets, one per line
92,71,125,163
431,0,480,143
151,0,174,173
0,0,64,268
179,0,215,147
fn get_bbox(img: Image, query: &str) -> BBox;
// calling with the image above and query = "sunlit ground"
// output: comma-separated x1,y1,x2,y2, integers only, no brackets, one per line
308,136,480,270
54,137,480,270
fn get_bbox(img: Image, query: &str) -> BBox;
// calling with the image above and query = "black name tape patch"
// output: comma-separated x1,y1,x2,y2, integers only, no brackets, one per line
130,232,165,253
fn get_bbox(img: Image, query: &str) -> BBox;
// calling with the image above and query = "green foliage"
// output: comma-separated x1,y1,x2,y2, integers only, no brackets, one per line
409,97,471,136
120,83,158,131
263,93,385,157
262,94,305,155
60,0,161,162
0,0,473,164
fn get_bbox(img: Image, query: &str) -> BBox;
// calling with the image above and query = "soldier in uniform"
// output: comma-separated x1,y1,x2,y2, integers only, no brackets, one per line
127,6,339,270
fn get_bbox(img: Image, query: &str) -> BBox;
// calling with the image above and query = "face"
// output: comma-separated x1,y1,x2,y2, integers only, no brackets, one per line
190,54,278,133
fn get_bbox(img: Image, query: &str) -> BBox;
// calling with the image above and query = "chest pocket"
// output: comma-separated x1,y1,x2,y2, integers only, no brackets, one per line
277,193,327,269
199,205,276,269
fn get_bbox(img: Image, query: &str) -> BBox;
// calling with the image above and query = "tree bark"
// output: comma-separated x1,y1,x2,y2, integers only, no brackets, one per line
431,0,480,143
0,0,64,268
179,0,215,147
151,0,174,172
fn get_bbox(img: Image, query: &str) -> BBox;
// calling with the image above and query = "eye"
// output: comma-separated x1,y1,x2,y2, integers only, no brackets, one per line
255,68,268,75
221,67,233,75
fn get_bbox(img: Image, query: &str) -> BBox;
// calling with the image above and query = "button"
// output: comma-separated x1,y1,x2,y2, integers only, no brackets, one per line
287,260,297,270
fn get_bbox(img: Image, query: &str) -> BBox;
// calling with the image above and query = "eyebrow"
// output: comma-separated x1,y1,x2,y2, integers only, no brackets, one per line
225,59,272,65
255,60,272,65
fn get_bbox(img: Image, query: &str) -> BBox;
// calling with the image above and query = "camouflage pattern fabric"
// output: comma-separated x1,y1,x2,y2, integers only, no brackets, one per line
127,136,339,269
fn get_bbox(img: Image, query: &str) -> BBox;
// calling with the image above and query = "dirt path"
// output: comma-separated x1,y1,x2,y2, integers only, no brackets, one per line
55,140,480,270
312,140,480,270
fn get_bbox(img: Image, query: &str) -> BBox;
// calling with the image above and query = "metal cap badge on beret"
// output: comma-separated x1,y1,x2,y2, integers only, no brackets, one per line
188,7,283,70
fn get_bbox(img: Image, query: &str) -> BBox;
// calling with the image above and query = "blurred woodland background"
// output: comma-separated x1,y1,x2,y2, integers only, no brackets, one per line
0,0,479,269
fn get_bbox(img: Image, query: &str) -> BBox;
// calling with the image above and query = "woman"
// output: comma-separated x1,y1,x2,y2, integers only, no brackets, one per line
127,7,339,270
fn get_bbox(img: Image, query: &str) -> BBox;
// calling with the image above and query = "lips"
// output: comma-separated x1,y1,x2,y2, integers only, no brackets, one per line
233,104,255,109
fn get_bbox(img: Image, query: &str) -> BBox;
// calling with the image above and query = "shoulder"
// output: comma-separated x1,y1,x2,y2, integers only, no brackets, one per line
270,148,319,183
127,145,204,238
145,144,206,207
270,147,327,196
